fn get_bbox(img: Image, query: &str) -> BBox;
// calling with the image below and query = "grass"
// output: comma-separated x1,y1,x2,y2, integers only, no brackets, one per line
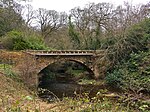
0,64,12,72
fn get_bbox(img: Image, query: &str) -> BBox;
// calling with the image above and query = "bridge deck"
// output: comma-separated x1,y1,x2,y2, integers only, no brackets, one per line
24,50,103,56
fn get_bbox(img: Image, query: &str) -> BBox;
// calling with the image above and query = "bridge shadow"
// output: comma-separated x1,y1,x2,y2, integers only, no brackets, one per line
37,60,96,100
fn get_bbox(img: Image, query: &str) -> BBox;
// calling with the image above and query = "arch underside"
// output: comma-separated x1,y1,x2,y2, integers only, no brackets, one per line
37,58,95,78
37,56,94,74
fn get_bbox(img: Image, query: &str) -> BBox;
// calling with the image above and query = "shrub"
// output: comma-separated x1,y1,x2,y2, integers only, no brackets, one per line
125,18,150,52
105,69,124,89
1,30,29,50
106,50,150,92
1,30,49,50
25,36,49,50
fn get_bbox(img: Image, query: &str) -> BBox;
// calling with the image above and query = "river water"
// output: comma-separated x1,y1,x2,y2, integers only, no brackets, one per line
38,81,105,101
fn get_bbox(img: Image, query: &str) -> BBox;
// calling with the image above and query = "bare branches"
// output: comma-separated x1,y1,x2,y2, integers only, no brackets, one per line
35,8,67,39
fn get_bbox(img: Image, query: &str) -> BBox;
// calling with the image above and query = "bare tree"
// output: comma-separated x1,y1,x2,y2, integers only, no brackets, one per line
110,2,150,36
36,8,67,39
23,4,35,26
70,2,114,49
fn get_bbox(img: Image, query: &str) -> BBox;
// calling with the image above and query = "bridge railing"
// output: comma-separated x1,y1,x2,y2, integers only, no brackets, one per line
23,50,104,56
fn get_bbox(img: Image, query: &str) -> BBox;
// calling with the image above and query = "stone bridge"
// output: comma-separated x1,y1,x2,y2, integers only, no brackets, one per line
22,50,105,88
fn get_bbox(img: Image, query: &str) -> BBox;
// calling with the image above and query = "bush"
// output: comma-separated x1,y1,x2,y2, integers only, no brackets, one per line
106,50,150,92
1,30,31,50
25,36,49,50
105,69,124,89
1,30,49,50
125,18,150,52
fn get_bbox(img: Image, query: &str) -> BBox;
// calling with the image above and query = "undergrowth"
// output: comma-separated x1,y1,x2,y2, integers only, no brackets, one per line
105,50,150,112
106,50,150,92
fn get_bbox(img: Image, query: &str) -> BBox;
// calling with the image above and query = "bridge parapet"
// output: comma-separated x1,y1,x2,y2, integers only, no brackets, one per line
23,50,104,56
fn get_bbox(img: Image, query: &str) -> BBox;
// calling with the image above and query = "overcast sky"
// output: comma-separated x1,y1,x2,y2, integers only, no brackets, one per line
28,0,149,12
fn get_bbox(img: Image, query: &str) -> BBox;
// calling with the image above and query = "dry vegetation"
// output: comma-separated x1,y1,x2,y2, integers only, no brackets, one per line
0,50,23,63
0,72,64,112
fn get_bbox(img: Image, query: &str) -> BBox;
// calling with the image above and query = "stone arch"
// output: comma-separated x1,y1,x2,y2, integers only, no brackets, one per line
64,59,94,76
37,58,95,87
37,57,94,76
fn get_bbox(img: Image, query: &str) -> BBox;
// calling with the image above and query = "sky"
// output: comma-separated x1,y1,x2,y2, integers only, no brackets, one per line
27,0,149,12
